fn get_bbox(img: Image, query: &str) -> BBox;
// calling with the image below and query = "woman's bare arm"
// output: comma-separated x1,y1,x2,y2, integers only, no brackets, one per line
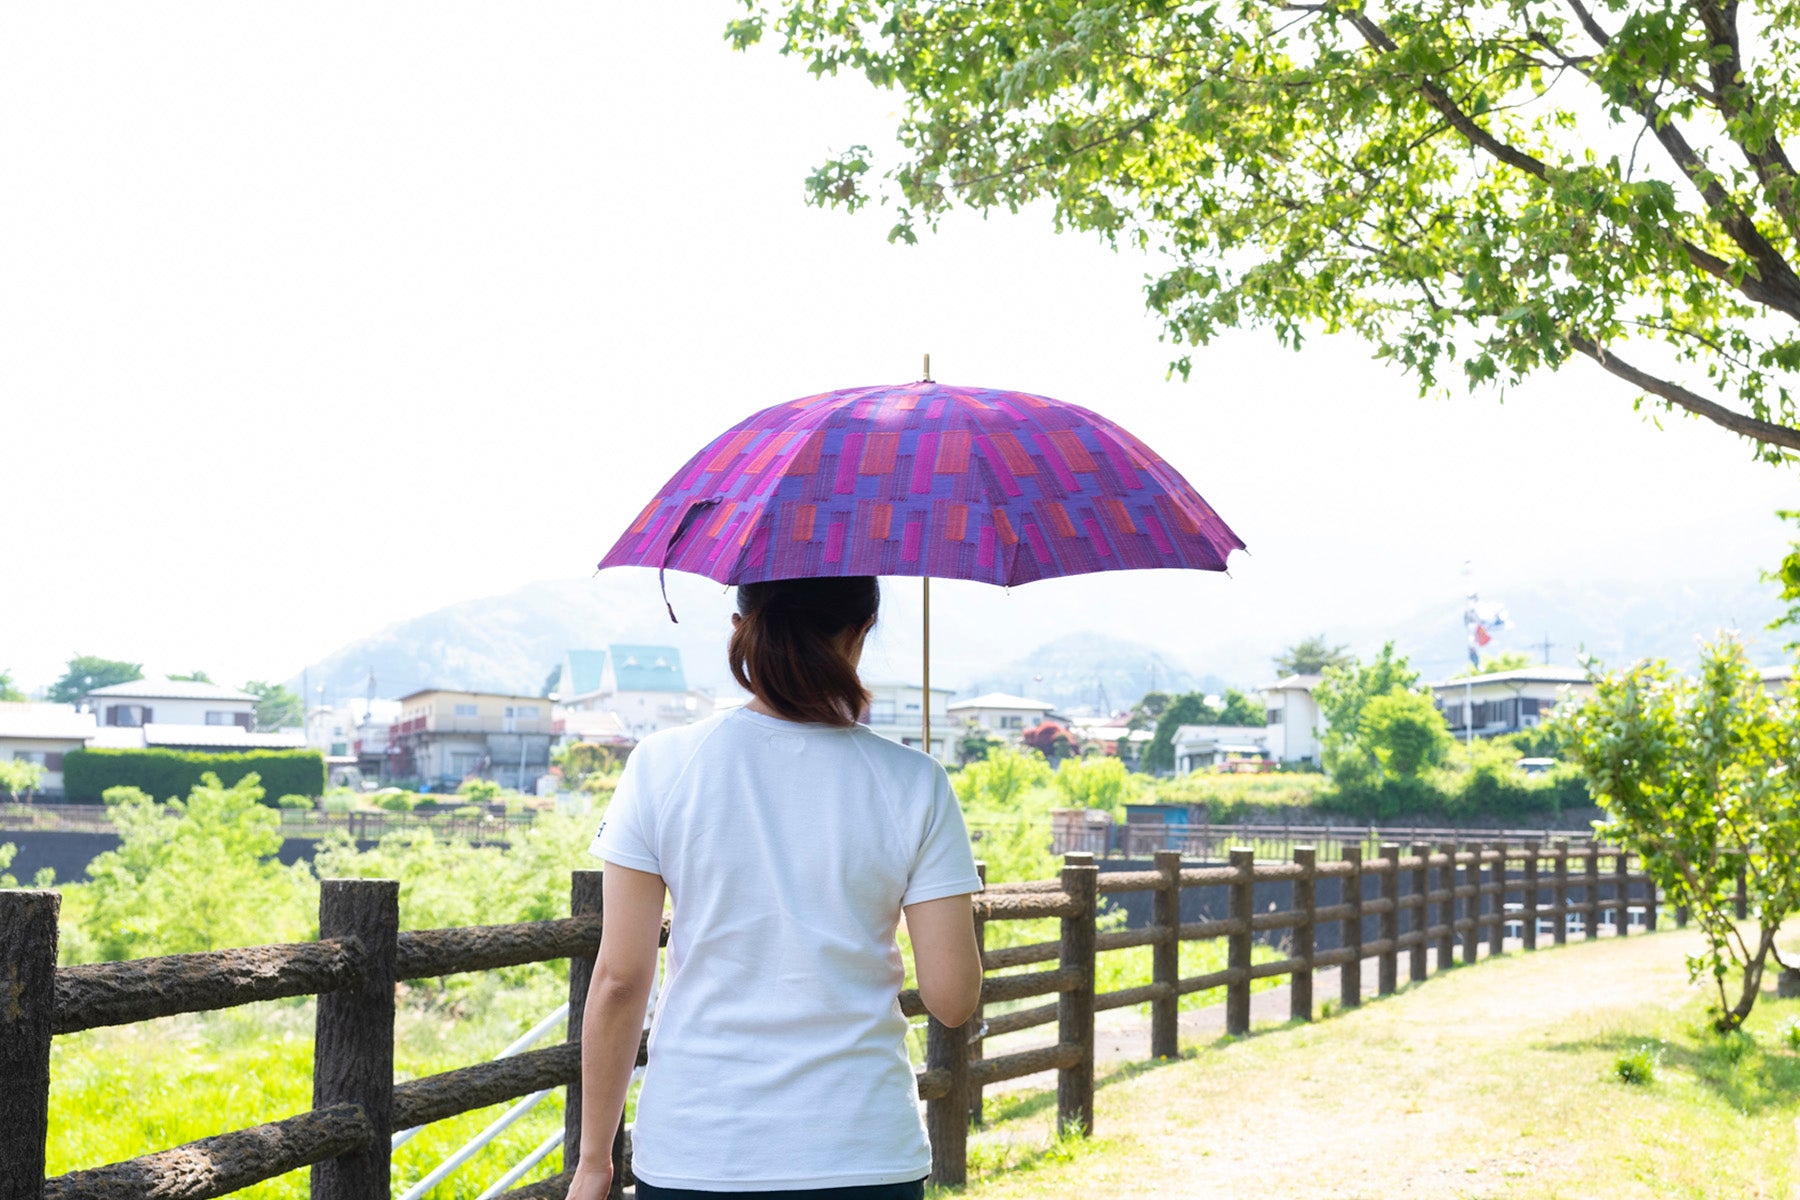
903,893,982,1027
566,862,666,1200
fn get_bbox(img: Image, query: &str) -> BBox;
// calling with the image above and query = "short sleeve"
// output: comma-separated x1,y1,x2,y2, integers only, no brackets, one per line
589,749,661,875
901,767,983,907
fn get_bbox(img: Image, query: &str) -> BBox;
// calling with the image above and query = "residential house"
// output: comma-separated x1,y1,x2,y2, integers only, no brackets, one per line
1066,718,1153,766
1260,674,1324,765
946,692,1059,738
78,678,304,754
1171,724,1273,774
307,698,400,788
0,703,98,799
387,689,555,791
1762,665,1793,696
1428,665,1594,738
556,646,713,741
864,681,953,761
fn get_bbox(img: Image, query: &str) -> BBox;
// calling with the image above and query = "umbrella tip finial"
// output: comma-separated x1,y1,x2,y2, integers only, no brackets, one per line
922,352,932,382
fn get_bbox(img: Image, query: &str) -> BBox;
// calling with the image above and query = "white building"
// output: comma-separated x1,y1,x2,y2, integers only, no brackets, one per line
864,681,953,761
0,703,98,798
556,646,714,741
1172,724,1273,774
1260,674,1324,765
946,692,1059,736
85,678,259,730
1427,665,1594,738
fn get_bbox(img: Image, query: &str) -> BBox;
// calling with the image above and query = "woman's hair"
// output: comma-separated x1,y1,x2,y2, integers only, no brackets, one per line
729,577,879,727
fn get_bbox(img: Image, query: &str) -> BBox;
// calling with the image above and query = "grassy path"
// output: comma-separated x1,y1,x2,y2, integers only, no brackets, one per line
950,930,1799,1199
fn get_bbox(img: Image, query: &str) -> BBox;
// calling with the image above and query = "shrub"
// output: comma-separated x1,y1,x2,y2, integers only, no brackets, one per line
458,778,503,804
374,792,417,813
1051,756,1140,819
1613,1043,1662,1085
1777,1016,1800,1053
952,747,1053,810
276,794,314,810
63,748,326,803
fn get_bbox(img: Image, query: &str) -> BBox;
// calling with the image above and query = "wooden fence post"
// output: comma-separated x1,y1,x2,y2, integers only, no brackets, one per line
564,869,612,1194
1340,845,1363,1010
1058,852,1098,1136
1377,844,1399,996
970,860,988,1124
1226,848,1254,1036
925,1004,970,1185
1522,842,1540,953
1584,845,1600,941
0,890,58,1200
1486,842,1505,958
1435,841,1456,972
1552,839,1569,947
1408,843,1429,984
1151,850,1181,1058
313,878,399,1200
1460,846,1480,965
1291,847,1316,1023
1615,849,1631,937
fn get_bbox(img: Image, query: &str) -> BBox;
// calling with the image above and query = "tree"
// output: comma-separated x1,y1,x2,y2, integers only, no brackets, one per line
951,745,1053,809
955,718,1003,765
0,669,25,703
1125,690,1172,733
1556,636,1797,1032
47,656,142,704
1314,642,1423,786
1452,651,1537,679
542,663,563,700
1144,692,1206,774
0,759,45,803
738,2,1800,461
1273,637,1353,678
1019,720,1077,764
168,670,214,683
243,681,303,732
1360,691,1454,778
1207,688,1265,727
1052,755,1138,817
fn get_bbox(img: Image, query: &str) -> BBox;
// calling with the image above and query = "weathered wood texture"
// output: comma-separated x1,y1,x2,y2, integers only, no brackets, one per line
1,890,59,1200
44,1106,370,1200
560,870,605,1191
1057,855,1098,1136
394,914,605,980
1378,844,1400,996
970,860,989,1126
311,879,398,1200
1340,846,1363,1009
54,940,362,1035
924,1006,970,1185
1290,847,1316,1023
1408,843,1430,984
1226,848,1255,1035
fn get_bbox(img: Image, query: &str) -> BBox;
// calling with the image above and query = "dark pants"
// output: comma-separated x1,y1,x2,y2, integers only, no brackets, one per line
635,1179,926,1200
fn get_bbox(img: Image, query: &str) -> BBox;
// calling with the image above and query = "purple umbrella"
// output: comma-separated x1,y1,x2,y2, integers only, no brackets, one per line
598,377,1245,747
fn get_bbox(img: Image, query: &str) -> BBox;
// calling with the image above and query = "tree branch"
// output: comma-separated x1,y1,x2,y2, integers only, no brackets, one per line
1693,0,1800,243
1568,332,1800,451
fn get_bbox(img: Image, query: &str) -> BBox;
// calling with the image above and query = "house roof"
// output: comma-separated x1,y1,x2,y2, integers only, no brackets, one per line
0,703,97,741
1762,665,1793,684
609,645,687,693
1427,665,1592,691
142,724,309,750
564,649,608,698
1263,674,1323,692
86,678,257,703
1173,724,1272,745
947,692,1056,712
396,688,547,704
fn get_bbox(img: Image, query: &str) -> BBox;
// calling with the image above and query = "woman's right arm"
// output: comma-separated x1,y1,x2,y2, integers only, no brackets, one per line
903,893,982,1027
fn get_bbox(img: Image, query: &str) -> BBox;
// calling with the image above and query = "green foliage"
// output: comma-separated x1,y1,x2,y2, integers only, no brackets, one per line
1315,642,1424,787
77,774,315,962
1208,688,1266,727
1150,771,1334,821
1273,636,1352,677
1361,691,1453,778
374,792,417,813
1020,720,1077,764
1555,636,1800,1031
552,741,619,792
243,680,303,732
167,670,214,683
62,747,326,803
1051,756,1140,819
275,793,315,810
1125,691,1171,732
0,668,25,702
1770,510,1800,647
457,777,504,803
1614,1043,1663,1085
0,758,46,801
1498,723,1568,760
1144,693,1205,774
0,842,17,888
1452,651,1537,679
953,746,1054,810
47,655,141,704
956,719,1004,764
742,0,1800,459
1778,1015,1800,1053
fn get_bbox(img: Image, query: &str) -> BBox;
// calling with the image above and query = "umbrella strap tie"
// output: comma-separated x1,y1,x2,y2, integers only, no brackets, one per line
660,497,721,623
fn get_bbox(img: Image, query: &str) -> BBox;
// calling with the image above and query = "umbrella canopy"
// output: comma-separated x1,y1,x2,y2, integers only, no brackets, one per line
598,381,1244,590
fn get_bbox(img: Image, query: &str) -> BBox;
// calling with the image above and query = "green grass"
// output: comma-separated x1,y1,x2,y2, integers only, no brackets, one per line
934,929,1800,1198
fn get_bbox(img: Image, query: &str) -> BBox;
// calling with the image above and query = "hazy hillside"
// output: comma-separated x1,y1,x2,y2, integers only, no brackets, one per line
960,633,1226,713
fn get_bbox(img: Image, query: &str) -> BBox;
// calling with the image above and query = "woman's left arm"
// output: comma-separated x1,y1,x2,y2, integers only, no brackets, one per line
565,862,666,1200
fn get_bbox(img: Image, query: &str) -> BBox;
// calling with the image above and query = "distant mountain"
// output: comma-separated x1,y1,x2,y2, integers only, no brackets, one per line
961,632,1225,714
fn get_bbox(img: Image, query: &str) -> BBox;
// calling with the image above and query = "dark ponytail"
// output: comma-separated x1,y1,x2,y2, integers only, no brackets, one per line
729,577,879,727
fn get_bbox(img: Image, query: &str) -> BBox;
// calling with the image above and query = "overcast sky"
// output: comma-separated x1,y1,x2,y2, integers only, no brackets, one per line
4,2,1794,695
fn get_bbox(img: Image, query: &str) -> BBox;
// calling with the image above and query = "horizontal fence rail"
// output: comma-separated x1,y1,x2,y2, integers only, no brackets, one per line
1,837,1669,1198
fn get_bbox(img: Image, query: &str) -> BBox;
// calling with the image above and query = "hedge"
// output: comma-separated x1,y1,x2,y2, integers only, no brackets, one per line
61,747,327,803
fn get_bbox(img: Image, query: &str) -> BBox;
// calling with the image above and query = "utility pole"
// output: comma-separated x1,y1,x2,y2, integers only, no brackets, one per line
1539,634,1555,664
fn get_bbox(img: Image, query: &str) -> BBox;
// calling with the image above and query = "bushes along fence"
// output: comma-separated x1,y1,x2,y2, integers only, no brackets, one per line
0,840,1665,1198
60,747,327,803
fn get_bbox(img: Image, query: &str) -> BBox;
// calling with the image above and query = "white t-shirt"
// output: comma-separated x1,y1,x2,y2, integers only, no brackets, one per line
589,706,983,1192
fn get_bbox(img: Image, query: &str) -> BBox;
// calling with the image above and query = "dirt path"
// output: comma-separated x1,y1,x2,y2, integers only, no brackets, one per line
959,930,1749,1199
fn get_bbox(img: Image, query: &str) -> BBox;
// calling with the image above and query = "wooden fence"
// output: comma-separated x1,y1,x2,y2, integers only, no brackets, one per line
1,839,1666,1198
